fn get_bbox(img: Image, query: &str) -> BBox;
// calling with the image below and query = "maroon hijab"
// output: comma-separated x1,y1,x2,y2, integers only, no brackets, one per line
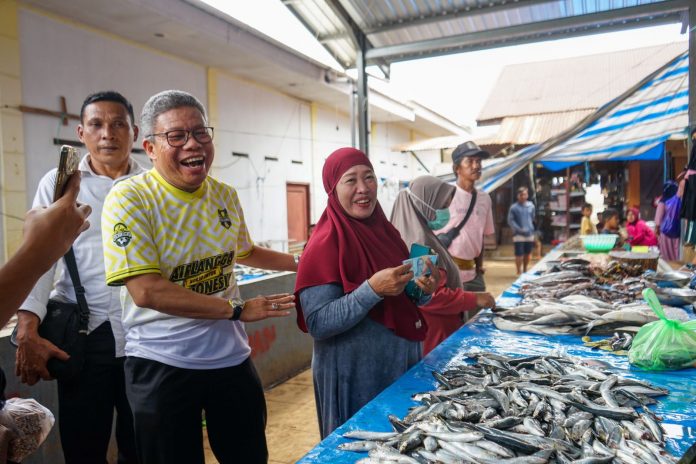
294,147,426,341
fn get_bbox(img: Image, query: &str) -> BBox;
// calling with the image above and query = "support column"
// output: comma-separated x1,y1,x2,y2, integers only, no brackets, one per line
356,34,369,155
350,83,356,148
0,0,26,262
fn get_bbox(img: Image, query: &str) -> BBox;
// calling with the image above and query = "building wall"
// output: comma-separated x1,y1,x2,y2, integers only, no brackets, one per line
0,0,25,262
7,6,434,259
19,7,206,203
1,6,452,461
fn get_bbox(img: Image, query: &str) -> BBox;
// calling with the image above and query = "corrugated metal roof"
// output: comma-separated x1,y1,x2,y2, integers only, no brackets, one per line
283,0,688,68
394,135,471,152
478,41,687,124
491,110,597,144
395,110,595,150
478,50,688,192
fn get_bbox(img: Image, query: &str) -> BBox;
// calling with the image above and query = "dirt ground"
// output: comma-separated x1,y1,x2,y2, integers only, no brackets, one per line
204,257,520,464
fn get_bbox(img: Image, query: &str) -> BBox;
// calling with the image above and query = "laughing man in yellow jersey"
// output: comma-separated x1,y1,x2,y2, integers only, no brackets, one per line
102,90,297,464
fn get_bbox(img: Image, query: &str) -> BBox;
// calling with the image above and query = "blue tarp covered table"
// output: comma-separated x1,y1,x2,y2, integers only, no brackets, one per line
297,260,696,463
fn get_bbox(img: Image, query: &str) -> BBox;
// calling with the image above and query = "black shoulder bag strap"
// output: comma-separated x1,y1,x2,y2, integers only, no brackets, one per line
63,247,90,334
448,189,477,238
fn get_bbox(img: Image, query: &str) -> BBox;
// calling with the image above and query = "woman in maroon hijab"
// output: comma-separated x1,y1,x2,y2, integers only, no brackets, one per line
295,147,437,438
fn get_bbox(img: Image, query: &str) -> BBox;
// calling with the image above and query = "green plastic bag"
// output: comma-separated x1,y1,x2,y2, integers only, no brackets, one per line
628,288,696,370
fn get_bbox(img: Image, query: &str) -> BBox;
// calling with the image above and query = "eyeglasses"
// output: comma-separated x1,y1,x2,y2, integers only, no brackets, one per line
147,127,214,147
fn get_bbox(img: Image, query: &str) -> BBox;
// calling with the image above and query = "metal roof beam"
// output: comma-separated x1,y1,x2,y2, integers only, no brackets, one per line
322,0,363,48
363,0,556,35
366,0,690,63
288,0,389,76
282,0,353,67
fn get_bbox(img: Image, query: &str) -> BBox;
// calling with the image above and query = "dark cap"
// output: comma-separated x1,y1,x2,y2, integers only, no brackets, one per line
452,141,490,164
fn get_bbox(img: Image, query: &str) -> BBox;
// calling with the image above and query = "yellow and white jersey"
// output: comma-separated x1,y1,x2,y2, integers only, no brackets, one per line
102,169,254,369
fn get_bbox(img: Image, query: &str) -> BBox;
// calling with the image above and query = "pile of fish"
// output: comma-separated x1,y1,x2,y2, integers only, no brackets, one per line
492,257,693,337
517,265,645,305
339,352,677,463
492,296,689,336
544,257,645,284
582,333,633,355
592,260,646,283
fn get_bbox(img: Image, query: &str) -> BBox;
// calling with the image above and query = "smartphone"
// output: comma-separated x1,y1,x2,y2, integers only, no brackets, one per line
409,243,431,259
53,145,79,202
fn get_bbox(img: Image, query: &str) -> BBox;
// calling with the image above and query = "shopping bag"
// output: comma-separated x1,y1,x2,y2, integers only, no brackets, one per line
0,398,55,463
628,288,696,370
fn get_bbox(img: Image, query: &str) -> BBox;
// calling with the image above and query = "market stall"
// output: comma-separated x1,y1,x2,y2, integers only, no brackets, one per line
297,248,696,463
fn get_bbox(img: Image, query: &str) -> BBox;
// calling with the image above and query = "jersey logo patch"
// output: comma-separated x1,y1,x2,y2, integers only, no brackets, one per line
218,208,231,229
112,223,132,247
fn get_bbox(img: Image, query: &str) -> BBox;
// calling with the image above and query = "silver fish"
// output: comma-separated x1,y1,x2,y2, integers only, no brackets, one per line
344,430,399,441
599,375,619,408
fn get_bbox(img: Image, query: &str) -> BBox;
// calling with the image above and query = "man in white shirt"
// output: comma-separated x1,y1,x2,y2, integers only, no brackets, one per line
14,91,142,464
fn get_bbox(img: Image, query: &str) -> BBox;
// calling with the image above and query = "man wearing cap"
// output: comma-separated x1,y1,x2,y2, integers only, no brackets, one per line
434,141,494,309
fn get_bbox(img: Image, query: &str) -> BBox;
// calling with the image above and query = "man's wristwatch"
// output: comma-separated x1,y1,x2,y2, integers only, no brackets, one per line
228,299,245,321
293,253,301,265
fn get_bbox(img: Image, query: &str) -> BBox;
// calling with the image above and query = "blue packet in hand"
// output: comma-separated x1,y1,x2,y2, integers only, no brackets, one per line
404,252,438,300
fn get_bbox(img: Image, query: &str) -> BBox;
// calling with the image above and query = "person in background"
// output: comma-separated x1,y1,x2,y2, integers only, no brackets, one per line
596,211,605,232
102,90,298,464
434,141,494,300
601,209,620,234
507,186,535,275
600,208,626,248
16,91,142,464
625,207,658,247
390,176,495,355
295,147,438,439
654,181,681,261
580,203,597,235
680,128,696,245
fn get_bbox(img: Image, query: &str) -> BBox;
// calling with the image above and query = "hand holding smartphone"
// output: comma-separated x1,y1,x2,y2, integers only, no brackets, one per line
53,145,79,202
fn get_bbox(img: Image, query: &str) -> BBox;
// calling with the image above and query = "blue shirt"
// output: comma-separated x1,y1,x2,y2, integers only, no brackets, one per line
508,201,535,237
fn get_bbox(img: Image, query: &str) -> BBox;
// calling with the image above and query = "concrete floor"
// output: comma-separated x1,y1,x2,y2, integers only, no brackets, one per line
203,257,520,463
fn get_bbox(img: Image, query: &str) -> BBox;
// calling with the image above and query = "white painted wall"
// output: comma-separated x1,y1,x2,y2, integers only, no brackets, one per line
16,8,441,253
309,104,352,226
211,72,313,250
19,9,206,202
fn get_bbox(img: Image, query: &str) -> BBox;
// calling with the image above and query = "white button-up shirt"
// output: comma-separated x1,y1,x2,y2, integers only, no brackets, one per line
20,154,146,357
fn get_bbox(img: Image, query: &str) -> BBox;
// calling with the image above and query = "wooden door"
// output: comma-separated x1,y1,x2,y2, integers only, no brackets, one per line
626,161,641,210
286,183,310,248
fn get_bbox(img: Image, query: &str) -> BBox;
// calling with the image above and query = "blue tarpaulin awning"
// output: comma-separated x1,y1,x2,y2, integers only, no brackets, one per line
478,51,689,189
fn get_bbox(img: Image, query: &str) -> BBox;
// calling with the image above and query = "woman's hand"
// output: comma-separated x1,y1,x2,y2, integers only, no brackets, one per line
368,263,413,297
414,258,440,295
474,292,496,310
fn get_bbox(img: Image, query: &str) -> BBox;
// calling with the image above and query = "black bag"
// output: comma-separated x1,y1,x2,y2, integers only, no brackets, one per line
436,189,477,248
11,248,89,381
39,300,88,380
